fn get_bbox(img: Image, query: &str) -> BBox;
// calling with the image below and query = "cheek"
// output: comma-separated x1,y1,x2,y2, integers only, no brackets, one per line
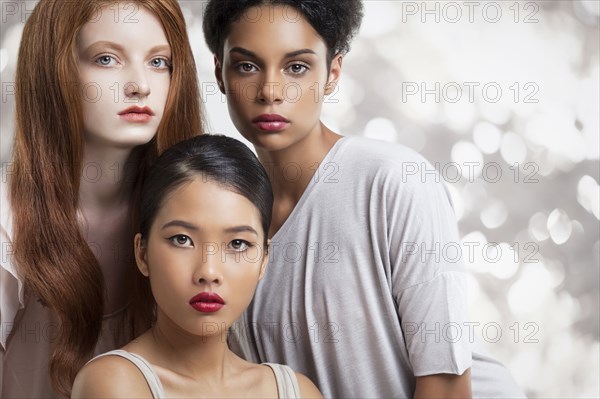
152,74,171,101
244,246,265,265
229,271,259,310
78,65,94,85
224,73,257,105
226,99,252,133
80,94,111,126
226,256,263,295
227,98,245,118
148,268,186,316
298,77,325,102
152,77,171,122
79,73,120,113
146,249,182,294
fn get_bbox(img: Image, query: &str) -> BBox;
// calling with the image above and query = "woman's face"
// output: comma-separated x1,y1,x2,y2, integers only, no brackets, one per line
78,3,171,149
135,178,269,338
216,5,341,153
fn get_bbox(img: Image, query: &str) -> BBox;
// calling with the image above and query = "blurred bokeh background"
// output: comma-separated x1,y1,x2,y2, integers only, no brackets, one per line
1,1,598,397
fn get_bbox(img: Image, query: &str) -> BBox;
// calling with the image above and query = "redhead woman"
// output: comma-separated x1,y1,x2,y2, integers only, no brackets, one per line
0,0,203,396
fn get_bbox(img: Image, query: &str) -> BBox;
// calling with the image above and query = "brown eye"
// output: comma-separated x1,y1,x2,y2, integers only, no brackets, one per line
237,63,257,73
290,64,307,74
169,234,193,247
229,239,250,251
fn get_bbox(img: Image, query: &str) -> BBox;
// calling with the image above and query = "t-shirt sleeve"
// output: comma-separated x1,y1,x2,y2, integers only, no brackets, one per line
384,159,472,376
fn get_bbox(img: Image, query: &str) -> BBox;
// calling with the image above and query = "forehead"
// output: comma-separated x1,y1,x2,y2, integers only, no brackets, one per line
156,178,262,229
224,5,327,55
78,3,169,47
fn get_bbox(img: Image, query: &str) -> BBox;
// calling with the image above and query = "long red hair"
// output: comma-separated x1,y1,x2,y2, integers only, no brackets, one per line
9,0,203,396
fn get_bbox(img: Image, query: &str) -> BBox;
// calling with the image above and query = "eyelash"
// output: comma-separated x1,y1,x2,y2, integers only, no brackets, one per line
94,55,171,70
228,239,252,252
95,55,117,67
149,57,172,70
167,236,253,252
169,234,193,248
235,62,258,73
234,62,310,75
286,63,309,75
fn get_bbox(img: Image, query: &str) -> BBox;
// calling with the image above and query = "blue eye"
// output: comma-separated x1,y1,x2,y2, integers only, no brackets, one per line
150,58,170,69
96,55,116,66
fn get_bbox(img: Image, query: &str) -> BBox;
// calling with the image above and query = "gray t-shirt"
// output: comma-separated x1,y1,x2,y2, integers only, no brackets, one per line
230,137,525,398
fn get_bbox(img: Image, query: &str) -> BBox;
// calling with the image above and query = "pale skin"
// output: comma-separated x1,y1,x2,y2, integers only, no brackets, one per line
77,3,171,314
215,5,472,397
72,179,322,398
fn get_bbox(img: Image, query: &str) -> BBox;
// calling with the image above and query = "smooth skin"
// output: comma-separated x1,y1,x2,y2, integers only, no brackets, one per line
215,5,342,237
72,179,322,398
215,5,472,397
77,3,171,315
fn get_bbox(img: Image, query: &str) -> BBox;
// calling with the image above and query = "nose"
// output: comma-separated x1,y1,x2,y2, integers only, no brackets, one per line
194,243,223,285
124,65,151,99
256,69,284,105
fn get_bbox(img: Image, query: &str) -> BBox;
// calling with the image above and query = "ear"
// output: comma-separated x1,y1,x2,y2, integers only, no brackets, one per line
325,53,343,96
258,239,271,281
134,233,150,277
214,55,225,94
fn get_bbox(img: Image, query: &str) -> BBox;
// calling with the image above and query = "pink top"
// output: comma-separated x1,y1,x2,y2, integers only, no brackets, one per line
0,180,130,397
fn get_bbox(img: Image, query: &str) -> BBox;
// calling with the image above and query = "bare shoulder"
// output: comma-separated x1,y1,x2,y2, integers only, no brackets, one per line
71,354,153,398
295,371,323,399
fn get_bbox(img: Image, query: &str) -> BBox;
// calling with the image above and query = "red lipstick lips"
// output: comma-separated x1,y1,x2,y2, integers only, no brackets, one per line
252,114,290,132
118,106,155,123
189,292,225,313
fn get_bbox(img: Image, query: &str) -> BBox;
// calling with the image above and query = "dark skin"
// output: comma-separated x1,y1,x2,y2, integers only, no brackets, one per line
215,5,472,397
215,7,343,238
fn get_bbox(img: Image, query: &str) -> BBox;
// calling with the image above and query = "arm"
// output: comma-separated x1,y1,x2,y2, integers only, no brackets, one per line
71,356,153,398
296,372,324,399
414,369,472,399
384,155,473,386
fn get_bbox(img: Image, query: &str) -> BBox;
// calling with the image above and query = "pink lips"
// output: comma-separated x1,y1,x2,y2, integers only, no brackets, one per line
189,292,225,313
252,114,290,132
118,106,155,123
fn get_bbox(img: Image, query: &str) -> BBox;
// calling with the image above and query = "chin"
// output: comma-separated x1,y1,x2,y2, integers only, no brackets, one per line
117,130,158,147
244,133,295,153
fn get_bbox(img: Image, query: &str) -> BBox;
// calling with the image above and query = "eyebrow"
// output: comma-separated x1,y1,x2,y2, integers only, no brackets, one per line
162,220,199,231
224,226,259,236
161,220,258,236
81,40,125,55
147,44,171,55
229,47,316,59
82,41,170,56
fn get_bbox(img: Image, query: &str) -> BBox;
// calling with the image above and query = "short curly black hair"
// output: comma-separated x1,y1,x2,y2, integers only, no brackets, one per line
202,0,364,64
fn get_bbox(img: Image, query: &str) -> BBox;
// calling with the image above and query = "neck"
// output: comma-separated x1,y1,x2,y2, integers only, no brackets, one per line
79,144,141,211
150,311,235,384
256,122,341,202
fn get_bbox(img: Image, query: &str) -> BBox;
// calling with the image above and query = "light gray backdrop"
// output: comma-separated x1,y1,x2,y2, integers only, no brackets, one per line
1,1,598,397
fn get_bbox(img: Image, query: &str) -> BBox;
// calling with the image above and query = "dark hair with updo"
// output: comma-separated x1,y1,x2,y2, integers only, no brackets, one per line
138,134,273,247
202,0,364,65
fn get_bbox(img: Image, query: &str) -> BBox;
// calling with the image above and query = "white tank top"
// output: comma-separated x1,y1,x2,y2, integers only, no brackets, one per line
90,349,301,398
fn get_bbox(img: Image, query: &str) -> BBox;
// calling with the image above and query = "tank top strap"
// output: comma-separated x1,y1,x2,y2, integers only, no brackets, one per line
263,363,301,398
91,349,165,398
